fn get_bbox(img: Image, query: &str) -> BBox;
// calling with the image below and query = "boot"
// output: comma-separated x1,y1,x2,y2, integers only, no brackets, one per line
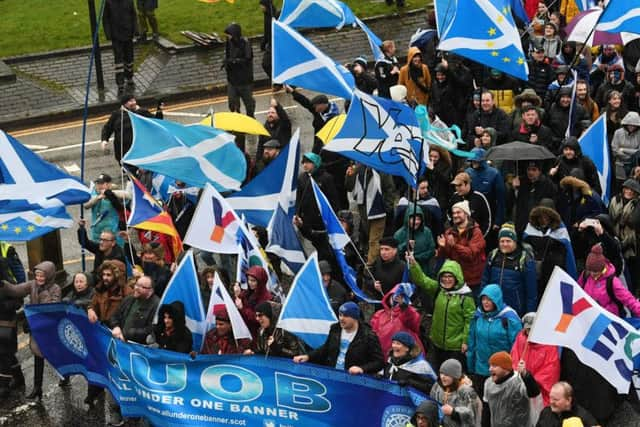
84,384,104,407
25,356,43,401
9,365,24,391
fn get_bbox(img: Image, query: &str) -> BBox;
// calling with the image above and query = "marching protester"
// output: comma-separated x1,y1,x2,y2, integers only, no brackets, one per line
380,331,437,394
77,220,126,281
202,306,251,355
366,237,406,297
234,265,271,337
148,301,193,354
243,301,305,357
429,358,482,427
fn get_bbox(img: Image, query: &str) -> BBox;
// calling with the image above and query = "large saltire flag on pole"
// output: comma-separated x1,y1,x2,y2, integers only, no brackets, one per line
123,113,247,192
324,89,426,188
227,129,300,227
155,250,206,352
266,205,306,274
126,173,183,257
598,0,640,34
528,266,640,393
434,0,529,81
272,20,355,99
276,252,338,348
279,0,355,29
578,114,610,205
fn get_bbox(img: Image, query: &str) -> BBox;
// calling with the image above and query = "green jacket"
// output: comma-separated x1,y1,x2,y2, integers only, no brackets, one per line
394,205,435,273
409,260,475,351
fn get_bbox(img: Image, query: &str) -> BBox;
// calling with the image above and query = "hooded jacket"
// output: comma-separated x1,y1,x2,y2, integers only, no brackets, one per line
371,284,424,356
238,266,272,336
609,190,640,258
252,301,305,357
410,260,475,351
611,111,640,179
154,301,193,354
398,47,431,106
578,262,640,317
481,245,537,316
438,221,487,286
430,376,481,427
595,64,636,110
553,136,602,195
393,205,435,272
465,148,506,226
557,175,606,226
409,400,440,427
467,285,522,376
545,99,589,153
513,172,557,236
511,330,560,406
224,23,253,86
382,345,436,395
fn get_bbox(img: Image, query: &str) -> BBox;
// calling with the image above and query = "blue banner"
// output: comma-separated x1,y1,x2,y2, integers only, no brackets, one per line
26,303,423,426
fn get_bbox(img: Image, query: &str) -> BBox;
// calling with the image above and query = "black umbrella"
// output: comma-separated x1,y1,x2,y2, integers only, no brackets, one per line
485,141,555,161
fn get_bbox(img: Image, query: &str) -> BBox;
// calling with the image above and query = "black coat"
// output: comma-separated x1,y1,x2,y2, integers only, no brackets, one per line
101,107,156,162
513,175,557,236
366,255,406,296
465,107,511,146
77,226,126,277
536,404,598,427
224,24,253,86
429,66,472,127
154,301,193,354
103,0,136,41
308,322,384,374
110,294,160,344
256,103,291,160
545,103,589,153
527,60,554,99
295,169,339,236
510,121,555,153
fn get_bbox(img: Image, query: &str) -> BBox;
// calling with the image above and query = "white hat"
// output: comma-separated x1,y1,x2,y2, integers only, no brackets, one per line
452,200,471,218
389,85,407,102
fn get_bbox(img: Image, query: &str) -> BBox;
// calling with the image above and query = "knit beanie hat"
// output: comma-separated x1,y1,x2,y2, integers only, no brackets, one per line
439,358,463,380
452,200,471,218
339,302,360,319
489,351,513,371
213,305,230,322
498,223,517,242
393,283,414,305
302,152,322,169
391,331,415,349
585,244,607,273
255,301,273,321
379,236,399,248
522,312,536,330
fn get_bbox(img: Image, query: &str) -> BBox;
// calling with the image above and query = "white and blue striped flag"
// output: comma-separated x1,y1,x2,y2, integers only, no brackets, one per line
267,205,306,274
578,114,610,205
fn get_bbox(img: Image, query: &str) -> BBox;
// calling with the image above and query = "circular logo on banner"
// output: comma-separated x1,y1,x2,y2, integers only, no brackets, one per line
381,405,413,427
57,319,88,359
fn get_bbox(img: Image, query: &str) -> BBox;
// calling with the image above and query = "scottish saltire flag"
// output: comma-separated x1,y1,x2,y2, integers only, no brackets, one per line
156,250,206,352
184,183,241,254
0,207,73,241
127,173,182,256
205,273,252,340
277,252,338,348
529,267,640,393
578,114,610,205
355,17,384,61
575,0,597,11
279,0,355,29
310,178,380,303
267,205,306,274
434,0,529,81
272,20,355,99
150,173,199,205
598,1,640,33
123,113,246,192
325,90,426,188
510,0,529,23
0,130,90,213
227,129,300,227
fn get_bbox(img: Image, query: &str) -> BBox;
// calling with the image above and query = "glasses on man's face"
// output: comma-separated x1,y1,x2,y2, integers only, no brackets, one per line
99,237,114,242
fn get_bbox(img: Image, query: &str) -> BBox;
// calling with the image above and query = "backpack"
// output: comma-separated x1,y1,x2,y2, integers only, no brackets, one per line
577,272,625,315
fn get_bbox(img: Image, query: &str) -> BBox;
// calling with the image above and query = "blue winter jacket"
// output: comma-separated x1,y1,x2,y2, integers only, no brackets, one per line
481,247,537,316
467,285,522,376
465,148,506,226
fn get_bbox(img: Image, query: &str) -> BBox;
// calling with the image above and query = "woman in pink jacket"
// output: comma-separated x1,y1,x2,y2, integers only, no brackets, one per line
578,244,640,317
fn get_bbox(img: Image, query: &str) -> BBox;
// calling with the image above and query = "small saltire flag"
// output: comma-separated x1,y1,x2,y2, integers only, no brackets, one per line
310,178,380,303
227,129,300,227
0,207,74,241
325,89,426,188
528,266,640,393
150,172,199,205
155,250,206,352
123,113,246,192
434,0,529,81
0,130,90,213
272,20,355,99
183,183,241,254
206,273,252,340
276,252,338,348
598,1,640,34
509,0,529,24
578,114,610,205
266,205,306,274
127,173,183,257
279,0,355,29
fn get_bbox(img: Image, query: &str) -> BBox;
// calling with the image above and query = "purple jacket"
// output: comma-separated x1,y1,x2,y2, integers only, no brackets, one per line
579,262,640,317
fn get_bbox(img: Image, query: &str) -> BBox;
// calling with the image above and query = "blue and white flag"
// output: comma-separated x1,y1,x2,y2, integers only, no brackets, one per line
150,173,199,205
0,207,74,241
0,130,90,213
311,178,380,303
272,20,355,99
510,0,529,24
325,89,426,188
227,129,300,227
205,273,252,340
123,113,246,192
279,0,355,29
156,250,206,352
435,0,529,81
355,17,384,61
578,114,610,205
575,0,597,11
276,252,338,348
598,1,640,33
267,205,306,274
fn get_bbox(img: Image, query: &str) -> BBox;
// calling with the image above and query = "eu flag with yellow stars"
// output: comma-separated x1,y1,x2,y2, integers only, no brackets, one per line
0,207,73,241
435,0,529,81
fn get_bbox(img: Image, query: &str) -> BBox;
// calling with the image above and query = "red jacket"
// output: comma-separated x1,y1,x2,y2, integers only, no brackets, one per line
437,223,486,286
511,330,560,406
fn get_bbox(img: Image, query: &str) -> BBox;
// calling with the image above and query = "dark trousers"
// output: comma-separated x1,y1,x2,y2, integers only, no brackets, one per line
112,39,134,87
227,84,256,117
136,0,158,35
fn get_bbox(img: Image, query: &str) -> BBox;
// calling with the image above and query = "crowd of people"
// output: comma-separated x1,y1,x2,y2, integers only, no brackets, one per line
4,0,640,426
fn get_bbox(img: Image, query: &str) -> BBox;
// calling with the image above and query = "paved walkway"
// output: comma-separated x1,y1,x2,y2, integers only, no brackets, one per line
0,10,426,129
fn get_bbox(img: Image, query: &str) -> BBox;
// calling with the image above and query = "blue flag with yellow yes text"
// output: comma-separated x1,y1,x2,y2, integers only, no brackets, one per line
578,114,610,205
324,90,426,188
435,0,529,81
25,302,426,427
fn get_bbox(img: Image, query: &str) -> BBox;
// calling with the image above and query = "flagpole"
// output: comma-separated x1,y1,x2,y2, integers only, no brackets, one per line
570,2,611,70
79,0,107,272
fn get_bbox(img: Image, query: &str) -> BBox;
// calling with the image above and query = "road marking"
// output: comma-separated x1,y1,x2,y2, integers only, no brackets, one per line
63,163,81,174
24,144,49,150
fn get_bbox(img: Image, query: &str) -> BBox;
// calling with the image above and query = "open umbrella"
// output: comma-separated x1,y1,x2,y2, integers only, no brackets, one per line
200,112,270,136
485,141,555,162
316,113,346,144
566,8,640,46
